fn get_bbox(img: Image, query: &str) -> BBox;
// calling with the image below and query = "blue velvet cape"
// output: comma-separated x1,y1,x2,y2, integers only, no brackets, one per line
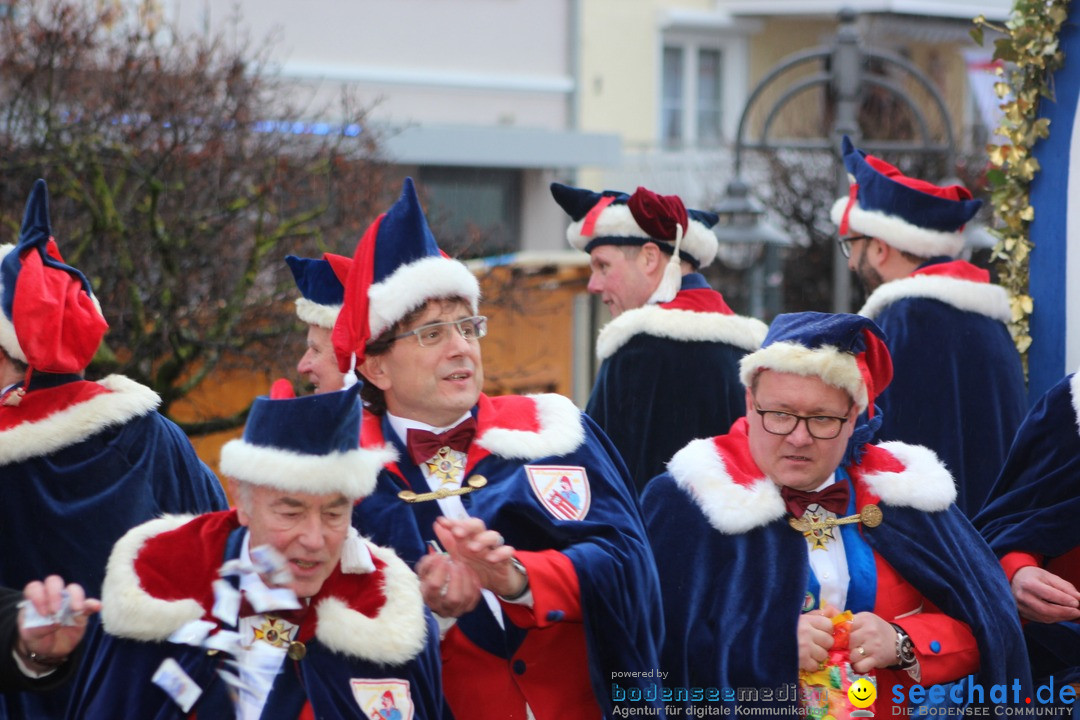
975,372,1080,683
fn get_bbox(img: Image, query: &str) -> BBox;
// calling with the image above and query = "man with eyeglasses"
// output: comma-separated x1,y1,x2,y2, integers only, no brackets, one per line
832,135,1026,517
642,311,1029,714
551,182,767,495
333,179,663,719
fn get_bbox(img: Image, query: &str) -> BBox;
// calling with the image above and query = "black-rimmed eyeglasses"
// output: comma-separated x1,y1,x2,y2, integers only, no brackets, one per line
837,235,873,259
753,403,852,440
391,316,488,348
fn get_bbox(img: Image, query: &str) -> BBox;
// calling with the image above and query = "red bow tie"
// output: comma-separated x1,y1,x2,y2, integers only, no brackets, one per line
238,597,311,627
406,418,477,465
781,482,850,518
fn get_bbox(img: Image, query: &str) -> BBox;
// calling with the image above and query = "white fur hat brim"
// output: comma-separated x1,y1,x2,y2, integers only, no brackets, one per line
220,440,394,499
567,204,719,269
368,255,480,339
739,341,868,412
831,197,965,259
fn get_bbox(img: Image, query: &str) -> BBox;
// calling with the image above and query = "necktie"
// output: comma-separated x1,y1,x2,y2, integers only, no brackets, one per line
406,417,477,465
781,482,849,518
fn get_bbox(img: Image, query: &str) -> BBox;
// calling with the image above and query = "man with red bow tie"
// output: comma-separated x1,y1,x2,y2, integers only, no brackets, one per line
643,311,1029,714
832,136,1026,517
551,182,767,495
334,178,663,719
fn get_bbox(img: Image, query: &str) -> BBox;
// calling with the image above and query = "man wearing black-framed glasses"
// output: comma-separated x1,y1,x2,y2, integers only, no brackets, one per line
642,311,1030,715
831,135,1026,518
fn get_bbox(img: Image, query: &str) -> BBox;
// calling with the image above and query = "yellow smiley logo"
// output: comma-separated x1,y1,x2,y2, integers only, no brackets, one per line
847,677,876,709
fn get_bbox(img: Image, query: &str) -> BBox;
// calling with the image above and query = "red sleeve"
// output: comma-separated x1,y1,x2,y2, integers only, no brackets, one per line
1000,550,1042,583
897,597,979,687
499,549,581,629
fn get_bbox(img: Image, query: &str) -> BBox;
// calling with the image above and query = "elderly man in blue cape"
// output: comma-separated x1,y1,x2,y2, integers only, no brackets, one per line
334,178,664,719
69,381,443,719
286,252,353,394
975,369,1080,691
832,136,1026,517
552,182,767,494
642,312,1030,714
0,180,227,718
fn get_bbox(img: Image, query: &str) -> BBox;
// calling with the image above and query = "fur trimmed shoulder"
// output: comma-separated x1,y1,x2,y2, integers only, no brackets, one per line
476,393,585,459
0,374,160,466
596,305,768,360
316,541,428,665
860,442,956,512
858,274,1011,323
101,514,204,641
666,438,786,534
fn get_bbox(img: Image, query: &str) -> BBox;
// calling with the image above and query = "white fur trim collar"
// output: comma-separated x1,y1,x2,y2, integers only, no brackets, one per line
596,305,767,361
101,514,204,640
858,274,1011,323
315,541,428,664
0,375,160,466
476,393,586,459
666,438,956,533
295,297,341,330
219,441,394,499
103,516,429,664
666,438,786,534
368,256,480,339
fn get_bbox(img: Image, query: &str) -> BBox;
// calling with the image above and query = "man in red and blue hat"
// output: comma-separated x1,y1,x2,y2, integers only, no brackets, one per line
286,253,353,394
832,136,1026,517
0,180,228,717
336,178,663,719
975,368,1080,687
70,382,443,719
643,311,1030,714
551,182,767,494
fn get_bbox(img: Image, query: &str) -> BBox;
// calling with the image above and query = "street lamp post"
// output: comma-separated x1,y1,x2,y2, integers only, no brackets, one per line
715,7,958,313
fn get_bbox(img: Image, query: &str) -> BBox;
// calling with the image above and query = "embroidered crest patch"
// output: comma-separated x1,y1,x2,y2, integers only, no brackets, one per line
526,465,591,521
351,678,413,720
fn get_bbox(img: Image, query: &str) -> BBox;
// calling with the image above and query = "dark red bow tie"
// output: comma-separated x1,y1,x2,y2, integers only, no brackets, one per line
238,597,311,627
781,482,850,518
406,418,477,465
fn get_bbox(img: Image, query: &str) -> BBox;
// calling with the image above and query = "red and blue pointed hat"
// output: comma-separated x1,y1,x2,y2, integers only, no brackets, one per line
0,179,108,373
550,182,720,269
332,178,479,370
285,252,351,330
831,136,981,258
739,311,893,419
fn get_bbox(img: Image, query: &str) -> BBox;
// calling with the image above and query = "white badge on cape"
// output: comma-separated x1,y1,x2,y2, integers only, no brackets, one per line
526,465,591,521
351,678,414,719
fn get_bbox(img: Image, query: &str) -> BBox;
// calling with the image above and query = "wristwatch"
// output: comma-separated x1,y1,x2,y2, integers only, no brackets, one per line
500,557,530,601
889,624,917,669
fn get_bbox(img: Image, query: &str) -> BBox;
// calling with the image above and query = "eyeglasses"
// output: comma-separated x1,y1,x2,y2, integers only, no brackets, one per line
391,316,488,348
753,403,852,440
837,235,873,259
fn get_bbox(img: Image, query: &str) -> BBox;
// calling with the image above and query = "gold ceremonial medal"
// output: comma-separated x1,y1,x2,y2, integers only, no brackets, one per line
425,447,465,487
788,503,885,536
287,641,307,661
253,617,292,648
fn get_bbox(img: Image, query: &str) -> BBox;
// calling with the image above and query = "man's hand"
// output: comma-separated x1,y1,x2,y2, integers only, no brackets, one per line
798,605,838,671
415,550,482,618
1011,566,1080,623
432,517,526,597
848,611,901,674
17,576,101,672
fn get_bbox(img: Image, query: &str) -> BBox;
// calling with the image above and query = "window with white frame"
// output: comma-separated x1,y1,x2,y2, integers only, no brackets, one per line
661,38,726,149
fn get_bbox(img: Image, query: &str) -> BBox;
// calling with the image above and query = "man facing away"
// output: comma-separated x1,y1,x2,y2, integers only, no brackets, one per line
70,382,443,719
643,311,1030,714
336,178,664,719
551,182,767,494
832,135,1026,516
